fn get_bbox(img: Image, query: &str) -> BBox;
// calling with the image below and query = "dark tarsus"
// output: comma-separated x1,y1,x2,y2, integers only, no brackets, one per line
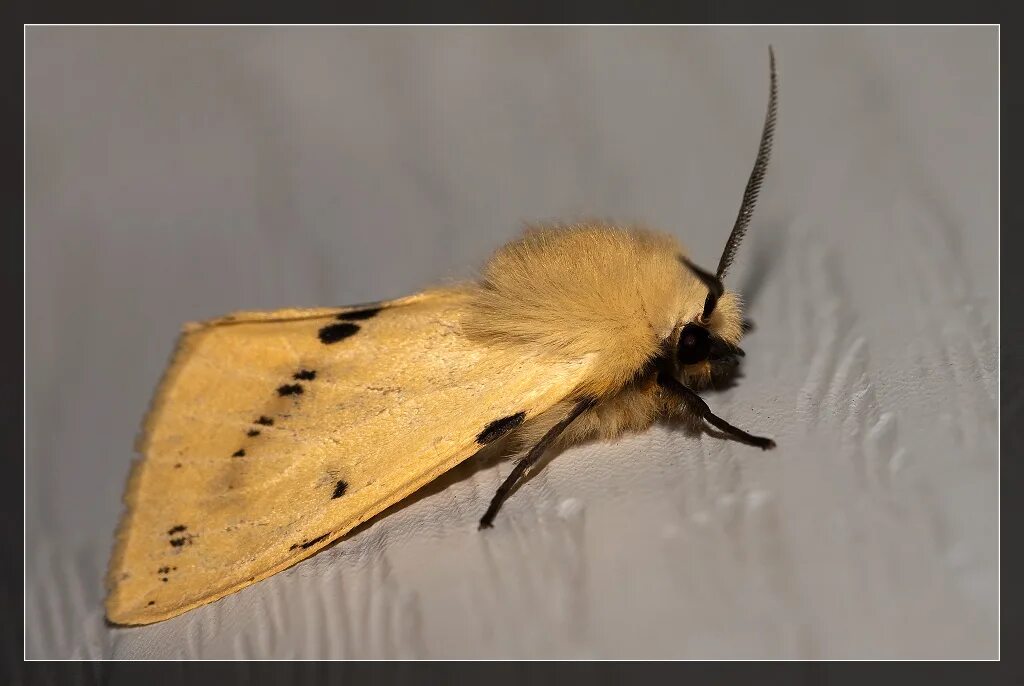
479,397,596,529
656,366,775,450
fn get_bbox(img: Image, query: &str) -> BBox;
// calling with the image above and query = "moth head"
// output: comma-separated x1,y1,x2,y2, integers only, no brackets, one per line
674,46,776,388
673,297,745,388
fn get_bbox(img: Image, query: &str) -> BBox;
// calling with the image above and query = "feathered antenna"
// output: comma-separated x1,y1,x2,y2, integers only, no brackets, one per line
692,46,778,321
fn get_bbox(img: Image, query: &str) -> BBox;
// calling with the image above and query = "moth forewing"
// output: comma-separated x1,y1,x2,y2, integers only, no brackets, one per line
106,292,596,625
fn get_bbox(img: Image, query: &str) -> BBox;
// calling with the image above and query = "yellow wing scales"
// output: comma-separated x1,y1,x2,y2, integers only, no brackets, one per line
106,289,591,625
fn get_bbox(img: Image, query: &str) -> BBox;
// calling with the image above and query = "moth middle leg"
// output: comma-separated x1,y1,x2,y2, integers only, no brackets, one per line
478,397,596,530
657,370,775,449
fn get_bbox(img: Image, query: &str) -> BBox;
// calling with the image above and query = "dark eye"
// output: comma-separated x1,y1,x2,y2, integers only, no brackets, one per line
676,323,711,366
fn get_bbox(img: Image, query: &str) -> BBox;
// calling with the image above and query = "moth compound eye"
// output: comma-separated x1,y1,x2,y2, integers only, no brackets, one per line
677,323,711,366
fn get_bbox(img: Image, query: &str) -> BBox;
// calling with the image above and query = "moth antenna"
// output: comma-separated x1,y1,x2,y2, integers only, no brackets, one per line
717,46,777,280
701,45,778,319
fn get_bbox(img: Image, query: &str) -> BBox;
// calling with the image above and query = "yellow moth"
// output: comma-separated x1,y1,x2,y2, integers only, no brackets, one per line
106,48,779,626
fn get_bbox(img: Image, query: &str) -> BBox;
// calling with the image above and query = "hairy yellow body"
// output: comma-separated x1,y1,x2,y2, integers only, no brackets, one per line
467,224,744,448
105,225,742,625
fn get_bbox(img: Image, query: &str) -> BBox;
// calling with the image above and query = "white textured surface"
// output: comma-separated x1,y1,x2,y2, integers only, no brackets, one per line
26,27,997,659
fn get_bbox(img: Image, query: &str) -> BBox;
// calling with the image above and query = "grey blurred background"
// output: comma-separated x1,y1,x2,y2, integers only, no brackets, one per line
26,27,997,658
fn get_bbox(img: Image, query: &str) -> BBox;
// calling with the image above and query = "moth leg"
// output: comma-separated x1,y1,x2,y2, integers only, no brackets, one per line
657,371,775,450
478,397,596,530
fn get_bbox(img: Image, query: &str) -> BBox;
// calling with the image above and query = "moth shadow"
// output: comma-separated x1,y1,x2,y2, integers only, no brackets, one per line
737,218,788,312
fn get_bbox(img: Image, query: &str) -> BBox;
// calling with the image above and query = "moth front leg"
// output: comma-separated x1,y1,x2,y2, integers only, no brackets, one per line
478,397,597,530
656,370,775,450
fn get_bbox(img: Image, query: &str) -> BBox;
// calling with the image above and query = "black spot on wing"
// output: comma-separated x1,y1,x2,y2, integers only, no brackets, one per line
246,429,261,437
301,533,330,549
289,533,330,551
337,307,382,321
318,322,359,344
293,369,317,381
232,448,246,458
255,416,274,426
476,412,527,444
147,601,155,606
332,480,348,499
277,384,304,396
167,527,196,548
